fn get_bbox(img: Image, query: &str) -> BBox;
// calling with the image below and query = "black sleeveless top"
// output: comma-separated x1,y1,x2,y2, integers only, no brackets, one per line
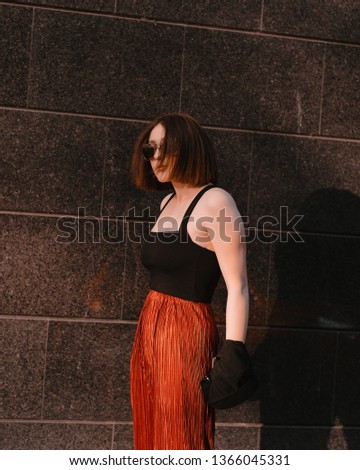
141,184,221,303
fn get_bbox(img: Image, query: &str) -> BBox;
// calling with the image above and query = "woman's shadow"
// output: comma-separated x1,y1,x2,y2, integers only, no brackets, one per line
253,188,360,449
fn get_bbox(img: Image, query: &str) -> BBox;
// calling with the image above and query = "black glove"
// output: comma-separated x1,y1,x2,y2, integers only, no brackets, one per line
200,339,258,409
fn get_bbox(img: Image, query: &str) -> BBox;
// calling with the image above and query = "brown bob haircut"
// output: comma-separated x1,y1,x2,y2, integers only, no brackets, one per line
132,112,217,191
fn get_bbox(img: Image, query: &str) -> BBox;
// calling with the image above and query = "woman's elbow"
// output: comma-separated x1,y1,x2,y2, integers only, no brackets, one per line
227,281,249,298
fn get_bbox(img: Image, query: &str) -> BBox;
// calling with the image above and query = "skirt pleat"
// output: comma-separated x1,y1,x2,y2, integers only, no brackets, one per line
130,289,219,450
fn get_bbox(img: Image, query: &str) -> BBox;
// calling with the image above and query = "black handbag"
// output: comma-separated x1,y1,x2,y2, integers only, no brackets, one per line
200,339,258,409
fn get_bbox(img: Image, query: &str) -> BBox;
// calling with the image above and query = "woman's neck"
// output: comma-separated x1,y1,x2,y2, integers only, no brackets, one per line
170,182,212,203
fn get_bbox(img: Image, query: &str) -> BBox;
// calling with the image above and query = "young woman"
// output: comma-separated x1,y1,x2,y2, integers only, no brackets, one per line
130,113,249,450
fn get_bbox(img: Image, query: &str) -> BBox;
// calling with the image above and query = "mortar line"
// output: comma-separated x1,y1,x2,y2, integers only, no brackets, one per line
0,315,138,325
0,418,133,425
2,417,358,429
215,422,263,428
2,315,359,334
2,105,359,143
318,44,327,135
40,320,50,420
203,124,360,143
215,422,360,429
246,134,255,219
260,0,265,31
111,424,116,450
25,7,35,107
257,424,261,450
0,105,150,124
178,27,187,112
1,210,360,239
330,332,340,424
265,242,273,325
119,224,128,320
99,127,108,217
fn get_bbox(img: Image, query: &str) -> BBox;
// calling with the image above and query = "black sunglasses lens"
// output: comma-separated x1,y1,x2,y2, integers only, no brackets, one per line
142,144,155,160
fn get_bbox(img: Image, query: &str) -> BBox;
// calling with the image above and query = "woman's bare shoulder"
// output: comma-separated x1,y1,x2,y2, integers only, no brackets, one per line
204,186,238,211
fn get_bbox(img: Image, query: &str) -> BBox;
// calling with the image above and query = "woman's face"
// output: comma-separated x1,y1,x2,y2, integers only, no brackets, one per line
148,123,172,183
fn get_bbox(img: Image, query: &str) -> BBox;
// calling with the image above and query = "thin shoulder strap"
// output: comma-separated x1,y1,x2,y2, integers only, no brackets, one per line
159,192,176,214
180,184,217,233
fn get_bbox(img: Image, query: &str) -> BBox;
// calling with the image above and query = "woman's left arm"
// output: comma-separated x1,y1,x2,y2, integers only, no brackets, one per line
205,189,249,342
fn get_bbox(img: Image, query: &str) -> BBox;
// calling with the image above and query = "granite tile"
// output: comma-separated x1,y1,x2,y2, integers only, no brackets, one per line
334,333,360,426
267,234,360,330
3,319,47,419
261,426,360,450
250,134,360,235
182,29,324,133
256,328,337,426
294,187,360,237
215,425,259,450
261,426,332,450
43,322,136,420
2,215,126,319
321,45,360,139
246,238,271,326
207,129,252,215
116,0,262,30
210,275,227,325
4,1,115,12
28,10,183,117
263,0,360,43
1,422,113,450
122,223,152,321
113,423,134,450
218,328,337,425
0,5,33,106
1,110,105,214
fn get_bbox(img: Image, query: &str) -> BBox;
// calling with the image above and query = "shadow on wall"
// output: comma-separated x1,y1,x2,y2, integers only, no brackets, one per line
253,188,360,449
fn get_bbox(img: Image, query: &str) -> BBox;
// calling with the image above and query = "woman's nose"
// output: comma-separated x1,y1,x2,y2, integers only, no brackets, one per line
153,147,161,159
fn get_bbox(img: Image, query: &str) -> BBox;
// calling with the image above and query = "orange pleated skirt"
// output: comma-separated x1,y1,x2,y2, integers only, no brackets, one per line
130,289,219,450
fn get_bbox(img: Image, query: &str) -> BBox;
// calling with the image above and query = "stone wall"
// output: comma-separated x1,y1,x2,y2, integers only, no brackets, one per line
1,0,359,449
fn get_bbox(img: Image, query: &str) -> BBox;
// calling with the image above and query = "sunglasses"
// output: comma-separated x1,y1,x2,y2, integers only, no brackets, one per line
142,143,163,161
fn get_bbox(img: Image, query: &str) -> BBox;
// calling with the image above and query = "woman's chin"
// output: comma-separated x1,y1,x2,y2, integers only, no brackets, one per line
155,173,171,183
